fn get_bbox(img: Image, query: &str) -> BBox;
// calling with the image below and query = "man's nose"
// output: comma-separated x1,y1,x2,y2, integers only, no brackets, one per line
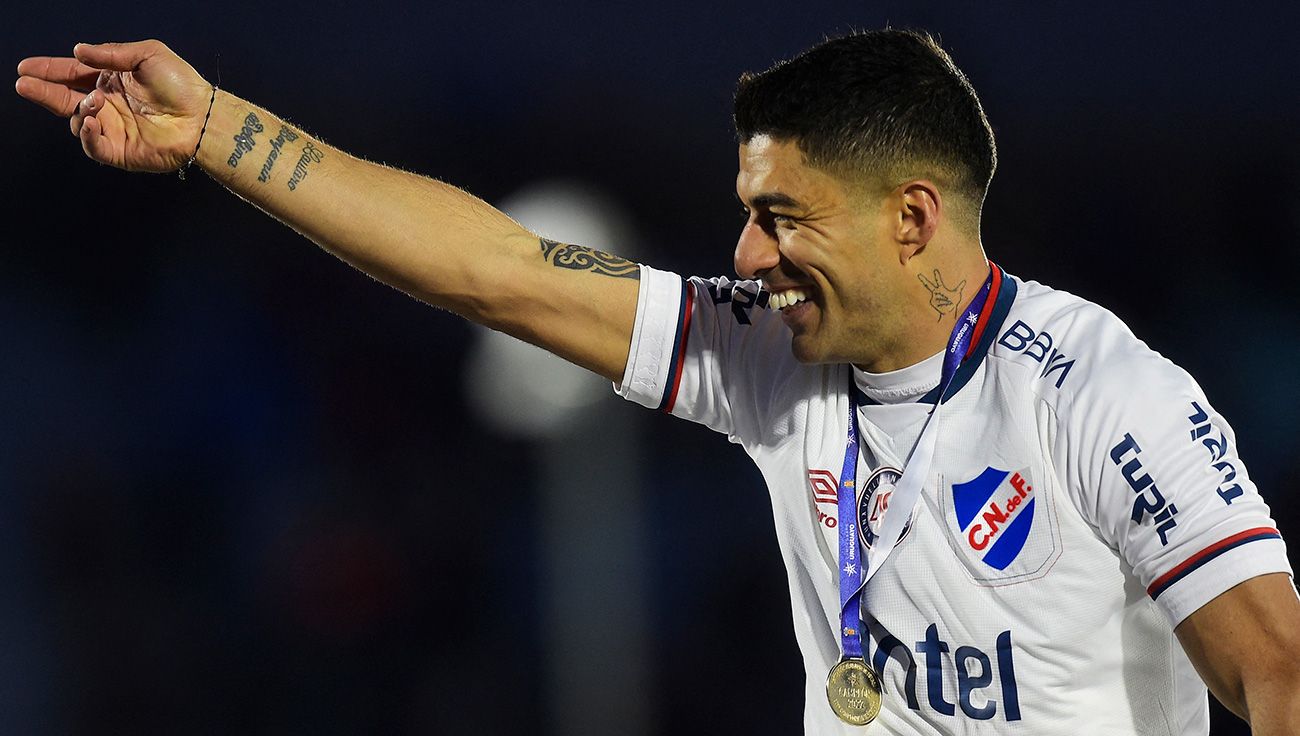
734,221,780,280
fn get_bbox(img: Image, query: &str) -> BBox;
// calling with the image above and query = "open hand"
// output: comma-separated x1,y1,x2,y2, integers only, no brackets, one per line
16,40,212,172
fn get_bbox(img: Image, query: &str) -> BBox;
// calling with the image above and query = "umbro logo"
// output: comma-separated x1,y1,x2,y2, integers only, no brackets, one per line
808,469,840,530
808,469,839,506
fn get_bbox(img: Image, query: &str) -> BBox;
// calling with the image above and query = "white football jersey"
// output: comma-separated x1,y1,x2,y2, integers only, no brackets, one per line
615,263,1291,735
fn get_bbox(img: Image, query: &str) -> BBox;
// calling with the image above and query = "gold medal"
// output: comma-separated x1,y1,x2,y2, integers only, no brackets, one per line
825,657,882,726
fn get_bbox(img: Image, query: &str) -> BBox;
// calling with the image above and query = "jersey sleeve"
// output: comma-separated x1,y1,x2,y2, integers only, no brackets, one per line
1057,315,1292,627
614,265,798,441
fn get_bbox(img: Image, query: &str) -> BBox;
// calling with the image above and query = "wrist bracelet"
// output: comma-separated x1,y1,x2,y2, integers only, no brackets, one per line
177,84,218,181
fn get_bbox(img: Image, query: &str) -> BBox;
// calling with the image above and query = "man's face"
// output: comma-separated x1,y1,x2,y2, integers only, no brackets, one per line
735,135,903,367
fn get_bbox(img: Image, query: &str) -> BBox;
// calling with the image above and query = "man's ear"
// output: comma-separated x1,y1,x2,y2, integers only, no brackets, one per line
895,180,942,264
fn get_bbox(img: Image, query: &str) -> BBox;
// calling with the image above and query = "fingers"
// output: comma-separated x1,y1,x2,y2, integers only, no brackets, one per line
79,113,119,168
79,114,102,158
15,75,88,116
93,93,129,150
78,94,130,169
15,56,100,117
16,56,100,87
68,89,98,136
73,40,165,73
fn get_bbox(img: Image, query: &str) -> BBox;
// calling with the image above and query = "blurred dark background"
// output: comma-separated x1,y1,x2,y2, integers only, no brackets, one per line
4,1,1299,734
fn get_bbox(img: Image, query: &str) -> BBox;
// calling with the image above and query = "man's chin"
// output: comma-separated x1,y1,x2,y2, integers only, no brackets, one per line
789,334,831,365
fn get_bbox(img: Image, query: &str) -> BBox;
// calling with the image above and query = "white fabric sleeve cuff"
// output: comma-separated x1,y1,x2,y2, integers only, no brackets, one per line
1149,532,1292,626
614,265,686,410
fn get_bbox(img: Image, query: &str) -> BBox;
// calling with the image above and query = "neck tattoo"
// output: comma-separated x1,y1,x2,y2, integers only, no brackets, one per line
917,268,966,321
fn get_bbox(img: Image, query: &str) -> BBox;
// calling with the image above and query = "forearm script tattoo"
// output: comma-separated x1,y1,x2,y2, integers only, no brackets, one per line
917,269,966,321
286,143,325,191
257,126,301,183
227,113,265,168
539,238,640,279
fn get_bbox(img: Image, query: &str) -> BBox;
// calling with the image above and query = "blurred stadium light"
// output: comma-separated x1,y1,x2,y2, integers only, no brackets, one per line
466,180,652,734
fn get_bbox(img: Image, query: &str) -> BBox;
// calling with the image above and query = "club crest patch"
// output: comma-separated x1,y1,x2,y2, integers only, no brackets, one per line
952,467,1036,570
857,466,913,550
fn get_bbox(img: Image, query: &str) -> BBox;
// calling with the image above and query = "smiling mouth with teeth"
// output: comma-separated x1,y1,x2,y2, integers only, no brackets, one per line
770,288,812,310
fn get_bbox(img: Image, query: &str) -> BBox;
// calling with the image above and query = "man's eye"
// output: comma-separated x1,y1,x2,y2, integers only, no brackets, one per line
772,213,795,225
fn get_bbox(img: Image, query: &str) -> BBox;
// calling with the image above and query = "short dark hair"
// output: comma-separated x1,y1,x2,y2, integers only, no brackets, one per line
734,29,997,226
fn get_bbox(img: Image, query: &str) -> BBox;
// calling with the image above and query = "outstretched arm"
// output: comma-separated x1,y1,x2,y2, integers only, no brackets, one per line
15,40,639,382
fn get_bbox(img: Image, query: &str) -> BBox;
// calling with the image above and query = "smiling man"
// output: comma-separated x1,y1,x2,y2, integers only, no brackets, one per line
16,29,1300,735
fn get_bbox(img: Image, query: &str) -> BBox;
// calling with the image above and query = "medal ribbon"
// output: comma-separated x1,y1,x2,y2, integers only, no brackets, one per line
836,266,996,660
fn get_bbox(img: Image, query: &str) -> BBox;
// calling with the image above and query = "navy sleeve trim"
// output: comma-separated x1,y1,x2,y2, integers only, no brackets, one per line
1147,527,1282,600
656,280,695,413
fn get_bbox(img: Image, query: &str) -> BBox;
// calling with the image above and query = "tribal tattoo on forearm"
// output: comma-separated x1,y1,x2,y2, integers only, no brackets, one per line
539,238,640,280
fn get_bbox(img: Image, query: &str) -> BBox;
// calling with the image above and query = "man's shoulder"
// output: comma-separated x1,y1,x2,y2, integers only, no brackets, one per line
992,273,1201,413
999,274,1134,351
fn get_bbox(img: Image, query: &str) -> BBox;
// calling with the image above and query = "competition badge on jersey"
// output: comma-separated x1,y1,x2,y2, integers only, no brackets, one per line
857,466,913,550
951,467,1038,571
